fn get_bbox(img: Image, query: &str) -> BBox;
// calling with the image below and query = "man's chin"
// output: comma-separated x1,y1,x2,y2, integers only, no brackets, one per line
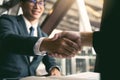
33,15,41,19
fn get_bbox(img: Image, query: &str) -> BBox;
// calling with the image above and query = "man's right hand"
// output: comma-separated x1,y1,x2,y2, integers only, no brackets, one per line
40,37,80,58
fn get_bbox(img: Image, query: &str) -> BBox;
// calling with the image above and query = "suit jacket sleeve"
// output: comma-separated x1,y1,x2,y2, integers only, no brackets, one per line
42,54,60,73
0,15,39,56
93,0,120,75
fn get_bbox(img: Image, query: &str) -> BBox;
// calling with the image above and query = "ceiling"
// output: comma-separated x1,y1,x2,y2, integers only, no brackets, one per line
0,0,103,35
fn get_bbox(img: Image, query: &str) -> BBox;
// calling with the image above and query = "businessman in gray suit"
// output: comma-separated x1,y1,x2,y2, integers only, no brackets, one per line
0,0,79,79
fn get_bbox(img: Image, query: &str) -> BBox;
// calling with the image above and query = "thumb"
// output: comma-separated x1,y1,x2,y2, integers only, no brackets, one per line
50,34,60,41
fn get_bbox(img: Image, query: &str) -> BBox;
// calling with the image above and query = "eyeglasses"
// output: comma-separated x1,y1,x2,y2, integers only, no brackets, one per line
26,0,44,6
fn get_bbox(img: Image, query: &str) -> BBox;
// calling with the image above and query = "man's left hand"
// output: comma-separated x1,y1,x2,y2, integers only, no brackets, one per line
50,68,61,76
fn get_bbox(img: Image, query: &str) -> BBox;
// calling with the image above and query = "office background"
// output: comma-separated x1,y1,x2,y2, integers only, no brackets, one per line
0,0,103,75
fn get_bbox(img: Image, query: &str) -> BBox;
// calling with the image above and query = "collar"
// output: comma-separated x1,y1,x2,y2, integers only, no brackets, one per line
22,15,38,30
22,15,38,36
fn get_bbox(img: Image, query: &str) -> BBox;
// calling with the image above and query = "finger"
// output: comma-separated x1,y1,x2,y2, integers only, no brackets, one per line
49,45,71,57
47,38,78,57
76,38,82,50
60,38,79,55
50,34,59,41
54,52,69,58
48,53,66,58
63,38,79,51
53,45,77,57
63,45,78,54
50,72,55,76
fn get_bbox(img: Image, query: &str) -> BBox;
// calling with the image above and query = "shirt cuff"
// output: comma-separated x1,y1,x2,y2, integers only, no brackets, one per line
33,37,46,56
49,65,61,72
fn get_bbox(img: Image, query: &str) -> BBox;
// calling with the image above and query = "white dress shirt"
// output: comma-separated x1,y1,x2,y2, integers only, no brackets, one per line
23,16,46,57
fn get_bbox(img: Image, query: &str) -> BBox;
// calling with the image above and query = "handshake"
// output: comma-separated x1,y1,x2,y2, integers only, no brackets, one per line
40,31,93,58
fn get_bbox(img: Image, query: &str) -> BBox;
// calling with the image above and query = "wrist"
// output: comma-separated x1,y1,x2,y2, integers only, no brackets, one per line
49,66,61,73
81,32,93,46
40,38,50,51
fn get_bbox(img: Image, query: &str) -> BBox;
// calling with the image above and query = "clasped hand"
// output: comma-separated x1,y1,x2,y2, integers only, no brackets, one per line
40,31,81,58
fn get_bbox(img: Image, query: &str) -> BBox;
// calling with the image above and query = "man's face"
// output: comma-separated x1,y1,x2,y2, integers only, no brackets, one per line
21,0,45,21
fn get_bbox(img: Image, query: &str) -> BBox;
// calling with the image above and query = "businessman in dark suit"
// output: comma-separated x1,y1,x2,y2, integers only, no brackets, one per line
54,0,120,79
0,0,79,79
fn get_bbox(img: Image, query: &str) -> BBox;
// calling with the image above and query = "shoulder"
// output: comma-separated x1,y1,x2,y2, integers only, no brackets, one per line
0,14,17,22
0,14,22,23
0,14,16,19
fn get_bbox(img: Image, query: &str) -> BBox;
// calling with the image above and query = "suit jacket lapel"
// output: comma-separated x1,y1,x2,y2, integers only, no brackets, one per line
37,26,42,37
37,26,48,37
16,15,29,36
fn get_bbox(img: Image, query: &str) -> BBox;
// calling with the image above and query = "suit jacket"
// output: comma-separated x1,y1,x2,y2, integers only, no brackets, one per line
0,15,58,78
93,0,120,79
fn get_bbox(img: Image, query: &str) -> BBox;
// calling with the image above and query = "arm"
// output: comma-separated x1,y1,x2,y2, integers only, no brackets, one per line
54,31,93,49
81,32,93,46
0,15,39,55
41,31,93,58
42,55,61,76
0,15,79,57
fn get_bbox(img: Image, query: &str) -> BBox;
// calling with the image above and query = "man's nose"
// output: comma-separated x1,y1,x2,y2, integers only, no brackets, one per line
34,2,40,8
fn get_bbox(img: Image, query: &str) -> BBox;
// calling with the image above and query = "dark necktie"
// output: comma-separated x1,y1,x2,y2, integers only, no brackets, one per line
29,26,34,36
28,26,38,63
27,26,35,63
